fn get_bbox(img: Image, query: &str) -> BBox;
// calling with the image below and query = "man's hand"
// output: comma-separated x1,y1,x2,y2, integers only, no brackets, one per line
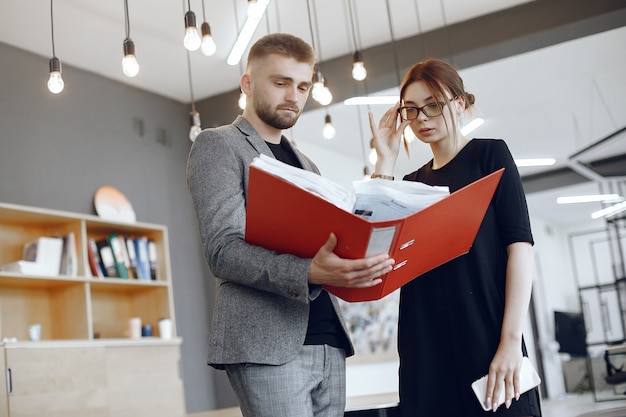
308,233,394,287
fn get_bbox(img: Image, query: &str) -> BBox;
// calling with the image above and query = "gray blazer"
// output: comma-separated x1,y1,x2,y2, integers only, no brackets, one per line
187,116,354,368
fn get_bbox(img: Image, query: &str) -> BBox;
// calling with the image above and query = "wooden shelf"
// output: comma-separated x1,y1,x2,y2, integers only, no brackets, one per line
0,202,183,417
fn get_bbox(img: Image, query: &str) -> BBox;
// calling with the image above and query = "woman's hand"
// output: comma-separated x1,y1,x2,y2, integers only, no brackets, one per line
484,340,523,412
368,103,411,175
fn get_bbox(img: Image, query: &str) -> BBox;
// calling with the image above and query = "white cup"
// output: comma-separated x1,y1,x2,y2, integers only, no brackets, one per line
129,317,142,339
158,318,172,339
28,324,41,341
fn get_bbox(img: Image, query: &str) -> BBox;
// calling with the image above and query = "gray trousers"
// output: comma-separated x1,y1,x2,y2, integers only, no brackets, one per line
224,345,346,417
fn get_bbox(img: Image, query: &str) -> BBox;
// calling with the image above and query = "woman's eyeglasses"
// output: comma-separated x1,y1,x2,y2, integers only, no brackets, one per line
397,102,447,120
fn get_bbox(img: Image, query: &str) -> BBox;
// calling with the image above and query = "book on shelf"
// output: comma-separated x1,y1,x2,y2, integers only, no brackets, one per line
22,236,64,276
96,239,118,277
1,236,64,276
245,155,504,302
58,232,78,277
87,238,105,278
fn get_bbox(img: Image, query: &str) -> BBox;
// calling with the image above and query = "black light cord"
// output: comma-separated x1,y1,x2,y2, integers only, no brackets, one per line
439,0,453,63
186,51,196,112
50,0,56,57
413,0,426,61
347,0,359,52
124,0,131,41
384,0,401,87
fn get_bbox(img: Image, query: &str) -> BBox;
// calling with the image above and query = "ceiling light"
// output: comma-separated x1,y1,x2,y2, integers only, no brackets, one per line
238,92,247,110
322,114,336,139
186,51,201,142
122,39,139,77
183,9,201,51
591,201,626,219
312,68,333,106
557,194,621,204
227,0,269,66
352,51,367,81
344,96,398,105
514,158,556,167
47,57,64,94
460,117,484,135
121,0,139,77
189,111,202,142
199,0,216,56
47,0,64,94
200,22,217,56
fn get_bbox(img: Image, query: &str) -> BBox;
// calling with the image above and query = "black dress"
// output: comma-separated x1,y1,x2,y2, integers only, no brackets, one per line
398,139,542,416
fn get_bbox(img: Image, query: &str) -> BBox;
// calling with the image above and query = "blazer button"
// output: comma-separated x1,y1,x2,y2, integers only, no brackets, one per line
288,289,300,298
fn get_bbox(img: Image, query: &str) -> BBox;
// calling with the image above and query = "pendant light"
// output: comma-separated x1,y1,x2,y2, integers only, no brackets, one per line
47,0,64,94
200,0,216,56
306,0,332,106
186,51,202,142
348,0,367,81
322,111,336,139
227,0,270,66
183,0,201,51
122,0,139,77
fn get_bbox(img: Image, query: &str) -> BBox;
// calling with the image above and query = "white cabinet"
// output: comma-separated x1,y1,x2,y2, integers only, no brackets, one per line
2,341,185,417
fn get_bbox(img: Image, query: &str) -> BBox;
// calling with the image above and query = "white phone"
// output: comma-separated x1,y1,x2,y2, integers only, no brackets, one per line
471,356,541,411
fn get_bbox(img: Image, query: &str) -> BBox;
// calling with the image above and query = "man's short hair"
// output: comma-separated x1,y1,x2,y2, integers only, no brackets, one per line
247,33,316,68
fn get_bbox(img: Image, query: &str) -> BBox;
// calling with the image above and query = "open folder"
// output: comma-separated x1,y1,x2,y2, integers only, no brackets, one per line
245,164,504,302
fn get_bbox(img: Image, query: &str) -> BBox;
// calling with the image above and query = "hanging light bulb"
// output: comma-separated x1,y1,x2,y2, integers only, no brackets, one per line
121,0,139,77
322,114,336,139
183,10,201,51
311,68,333,106
238,92,247,110
47,57,64,94
200,22,217,56
189,110,202,142
122,39,139,77
47,0,64,94
351,50,367,81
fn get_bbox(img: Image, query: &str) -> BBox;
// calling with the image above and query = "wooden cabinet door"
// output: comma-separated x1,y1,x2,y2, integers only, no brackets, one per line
105,345,185,417
5,346,108,417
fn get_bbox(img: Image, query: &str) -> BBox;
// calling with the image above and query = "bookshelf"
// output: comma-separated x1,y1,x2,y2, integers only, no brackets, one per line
0,202,184,417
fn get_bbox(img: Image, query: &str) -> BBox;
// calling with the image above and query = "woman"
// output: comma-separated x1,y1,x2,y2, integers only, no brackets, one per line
369,58,542,416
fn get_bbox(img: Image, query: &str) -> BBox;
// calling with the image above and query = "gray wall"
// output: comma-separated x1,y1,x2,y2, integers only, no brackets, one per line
0,41,236,413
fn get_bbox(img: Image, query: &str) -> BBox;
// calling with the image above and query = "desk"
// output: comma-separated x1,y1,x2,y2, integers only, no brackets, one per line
187,392,400,417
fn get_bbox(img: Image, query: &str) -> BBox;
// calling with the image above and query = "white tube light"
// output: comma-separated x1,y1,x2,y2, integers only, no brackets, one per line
514,158,556,167
227,0,269,66
344,96,398,105
557,194,621,204
591,201,626,219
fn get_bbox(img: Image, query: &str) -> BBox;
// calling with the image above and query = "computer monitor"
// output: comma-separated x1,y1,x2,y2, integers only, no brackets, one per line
554,311,587,357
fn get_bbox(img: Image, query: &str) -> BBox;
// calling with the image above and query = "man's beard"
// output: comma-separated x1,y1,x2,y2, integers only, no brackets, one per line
253,96,300,130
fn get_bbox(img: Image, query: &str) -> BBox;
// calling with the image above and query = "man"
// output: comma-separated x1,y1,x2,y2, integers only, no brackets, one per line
186,33,394,417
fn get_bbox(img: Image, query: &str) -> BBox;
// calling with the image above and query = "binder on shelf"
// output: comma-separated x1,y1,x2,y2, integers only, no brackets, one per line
125,235,139,279
148,239,158,280
96,239,118,278
87,238,105,278
107,234,130,278
134,236,152,281
245,164,504,302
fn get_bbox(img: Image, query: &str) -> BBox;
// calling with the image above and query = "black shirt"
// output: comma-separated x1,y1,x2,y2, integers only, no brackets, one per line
265,138,350,351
